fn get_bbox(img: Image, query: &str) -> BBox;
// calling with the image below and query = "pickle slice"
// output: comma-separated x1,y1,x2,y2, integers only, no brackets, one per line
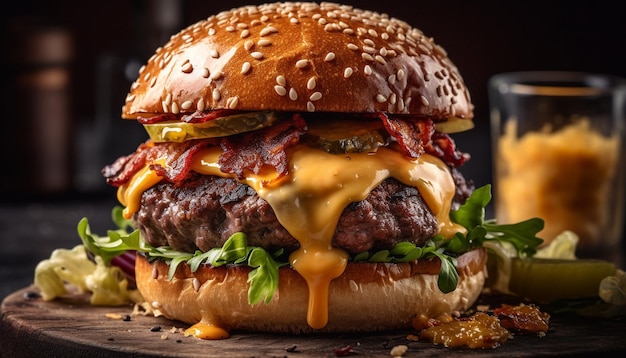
508,257,617,303
143,112,278,142
434,117,474,133
305,119,389,153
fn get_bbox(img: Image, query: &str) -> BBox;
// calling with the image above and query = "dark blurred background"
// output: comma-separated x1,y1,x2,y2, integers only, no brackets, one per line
1,0,625,297
2,0,625,199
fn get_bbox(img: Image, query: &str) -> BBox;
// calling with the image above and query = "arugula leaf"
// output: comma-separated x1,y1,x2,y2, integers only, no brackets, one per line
450,184,544,257
78,211,284,304
351,184,544,293
247,248,282,304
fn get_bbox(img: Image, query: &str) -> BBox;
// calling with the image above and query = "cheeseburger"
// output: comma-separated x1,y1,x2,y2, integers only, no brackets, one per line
101,1,491,335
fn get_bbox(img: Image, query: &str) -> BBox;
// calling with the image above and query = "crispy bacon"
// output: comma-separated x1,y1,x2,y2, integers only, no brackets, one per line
219,114,307,180
102,142,152,186
105,111,468,189
103,115,306,187
379,112,429,158
378,112,469,167
150,139,219,185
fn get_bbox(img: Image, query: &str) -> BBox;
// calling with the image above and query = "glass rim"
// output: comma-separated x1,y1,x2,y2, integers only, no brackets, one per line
489,71,626,96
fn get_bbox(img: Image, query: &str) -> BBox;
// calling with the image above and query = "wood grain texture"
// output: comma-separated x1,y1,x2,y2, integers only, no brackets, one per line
1,286,625,357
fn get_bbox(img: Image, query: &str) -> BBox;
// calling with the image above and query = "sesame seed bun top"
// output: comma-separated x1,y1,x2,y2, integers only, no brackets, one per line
121,2,474,122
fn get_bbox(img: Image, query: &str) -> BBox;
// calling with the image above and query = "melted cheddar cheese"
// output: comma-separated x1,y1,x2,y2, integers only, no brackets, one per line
117,143,463,330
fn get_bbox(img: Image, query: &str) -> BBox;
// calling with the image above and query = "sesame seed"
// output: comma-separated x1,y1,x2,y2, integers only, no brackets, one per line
193,278,201,292
210,49,219,58
344,67,353,78
251,51,264,59
244,40,254,51
361,53,374,61
226,25,236,32
201,68,210,78
307,77,317,90
349,280,358,292
420,95,429,106
259,26,278,36
181,100,193,110
126,94,135,102
227,96,239,109
289,88,298,101
343,28,355,35
362,45,376,54
309,92,322,101
375,55,386,64
397,98,405,111
376,94,387,103
197,98,205,111
208,28,216,36
290,17,299,24
347,43,359,51
274,85,287,96
210,71,223,80
295,59,309,68
181,61,193,73
307,101,316,112
389,93,397,105
388,74,396,85
149,77,157,87
363,38,375,46
164,93,172,105
161,101,168,112
276,76,286,86
258,39,271,46
241,62,251,74
397,69,405,81
324,52,336,61
213,88,221,100
368,28,378,37
171,101,180,114
240,29,250,38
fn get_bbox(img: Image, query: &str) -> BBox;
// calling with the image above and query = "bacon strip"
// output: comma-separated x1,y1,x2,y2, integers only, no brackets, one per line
102,142,152,186
219,114,307,180
150,139,219,185
102,115,306,187
378,112,469,167
105,111,468,188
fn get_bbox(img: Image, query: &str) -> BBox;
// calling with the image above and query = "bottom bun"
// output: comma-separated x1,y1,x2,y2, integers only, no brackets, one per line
135,248,487,334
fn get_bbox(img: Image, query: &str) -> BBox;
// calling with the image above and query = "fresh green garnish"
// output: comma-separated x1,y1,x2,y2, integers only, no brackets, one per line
349,184,544,293
77,208,285,304
447,184,544,258
76,184,543,304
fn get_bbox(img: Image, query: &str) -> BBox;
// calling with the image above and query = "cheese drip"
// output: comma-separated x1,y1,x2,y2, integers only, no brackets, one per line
117,144,462,329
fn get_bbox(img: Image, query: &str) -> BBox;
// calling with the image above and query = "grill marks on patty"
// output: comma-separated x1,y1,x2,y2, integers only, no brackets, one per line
134,171,473,255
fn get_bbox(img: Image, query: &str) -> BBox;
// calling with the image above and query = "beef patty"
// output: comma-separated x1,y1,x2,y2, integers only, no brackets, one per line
134,169,473,255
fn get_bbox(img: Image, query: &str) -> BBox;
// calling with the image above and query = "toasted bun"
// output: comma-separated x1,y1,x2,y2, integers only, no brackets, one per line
122,2,473,121
135,248,487,333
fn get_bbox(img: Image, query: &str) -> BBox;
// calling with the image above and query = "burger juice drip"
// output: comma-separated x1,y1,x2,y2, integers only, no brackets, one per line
118,143,461,329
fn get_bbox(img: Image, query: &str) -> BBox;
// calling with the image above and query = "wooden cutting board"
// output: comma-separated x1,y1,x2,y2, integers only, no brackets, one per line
1,286,625,357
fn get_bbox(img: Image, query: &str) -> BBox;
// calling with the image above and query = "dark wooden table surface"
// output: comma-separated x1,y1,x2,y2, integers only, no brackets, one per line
2,197,625,357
